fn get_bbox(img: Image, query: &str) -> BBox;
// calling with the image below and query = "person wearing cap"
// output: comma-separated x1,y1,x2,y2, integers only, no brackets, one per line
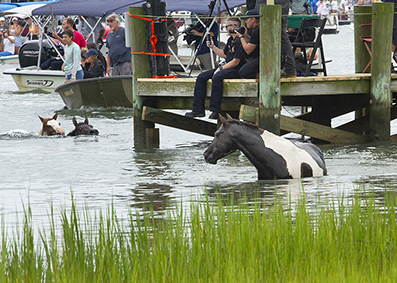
235,9,260,79
185,17,246,119
268,0,297,77
105,14,132,76
61,29,83,83
82,48,105,78
8,17,22,54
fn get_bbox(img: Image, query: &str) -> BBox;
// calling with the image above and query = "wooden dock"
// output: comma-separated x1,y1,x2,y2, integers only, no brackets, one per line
128,3,396,147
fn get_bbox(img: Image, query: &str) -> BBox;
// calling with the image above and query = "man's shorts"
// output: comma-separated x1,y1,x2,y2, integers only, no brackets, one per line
111,61,132,76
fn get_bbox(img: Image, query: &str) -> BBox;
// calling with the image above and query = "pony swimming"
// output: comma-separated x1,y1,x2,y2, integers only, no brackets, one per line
67,117,99,136
203,114,327,180
38,113,65,136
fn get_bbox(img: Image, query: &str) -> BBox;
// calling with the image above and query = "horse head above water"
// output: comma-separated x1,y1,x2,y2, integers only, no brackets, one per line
203,114,327,180
67,117,99,136
38,113,65,136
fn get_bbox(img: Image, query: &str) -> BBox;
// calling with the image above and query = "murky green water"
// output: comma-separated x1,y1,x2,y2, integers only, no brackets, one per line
1,25,397,232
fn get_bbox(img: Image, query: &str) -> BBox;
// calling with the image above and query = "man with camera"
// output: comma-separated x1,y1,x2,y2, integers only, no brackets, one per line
235,9,260,79
185,17,246,120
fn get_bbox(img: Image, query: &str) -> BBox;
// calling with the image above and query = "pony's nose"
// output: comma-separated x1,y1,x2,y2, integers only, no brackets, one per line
91,129,99,135
56,128,65,135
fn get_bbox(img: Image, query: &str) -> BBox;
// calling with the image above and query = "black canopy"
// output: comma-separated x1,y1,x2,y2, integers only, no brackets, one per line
32,0,245,17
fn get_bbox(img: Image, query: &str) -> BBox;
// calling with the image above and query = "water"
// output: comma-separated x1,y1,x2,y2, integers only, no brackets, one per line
1,25,397,233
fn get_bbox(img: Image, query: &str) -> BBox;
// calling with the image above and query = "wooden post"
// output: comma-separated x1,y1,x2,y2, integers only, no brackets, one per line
258,4,281,135
354,5,373,73
129,6,154,147
368,2,393,141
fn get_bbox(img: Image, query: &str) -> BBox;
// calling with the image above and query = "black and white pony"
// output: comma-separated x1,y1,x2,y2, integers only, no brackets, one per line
203,114,327,180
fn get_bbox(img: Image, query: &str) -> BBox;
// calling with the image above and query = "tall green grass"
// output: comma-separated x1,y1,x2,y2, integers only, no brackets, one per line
1,190,397,282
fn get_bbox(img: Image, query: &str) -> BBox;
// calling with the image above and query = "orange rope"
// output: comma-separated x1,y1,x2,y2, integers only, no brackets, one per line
151,75,178,79
131,51,170,57
128,12,167,53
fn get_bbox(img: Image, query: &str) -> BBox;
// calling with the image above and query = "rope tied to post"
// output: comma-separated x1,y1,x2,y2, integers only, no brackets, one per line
128,12,170,56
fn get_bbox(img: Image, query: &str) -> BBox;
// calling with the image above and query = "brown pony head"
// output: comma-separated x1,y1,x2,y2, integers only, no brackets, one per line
38,113,65,136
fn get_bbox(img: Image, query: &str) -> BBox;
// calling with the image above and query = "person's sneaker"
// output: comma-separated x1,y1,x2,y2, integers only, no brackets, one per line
208,112,219,120
281,70,297,78
185,111,205,118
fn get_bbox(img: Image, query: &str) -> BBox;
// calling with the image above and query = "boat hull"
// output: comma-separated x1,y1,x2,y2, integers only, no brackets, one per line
3,68,65,92
0,55,19,64
55,76,133,109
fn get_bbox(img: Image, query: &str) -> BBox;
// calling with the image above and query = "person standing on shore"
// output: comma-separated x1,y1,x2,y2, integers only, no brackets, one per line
105,14,132,76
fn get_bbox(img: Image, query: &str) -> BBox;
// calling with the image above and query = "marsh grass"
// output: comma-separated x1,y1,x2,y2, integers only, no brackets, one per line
1,190,397,282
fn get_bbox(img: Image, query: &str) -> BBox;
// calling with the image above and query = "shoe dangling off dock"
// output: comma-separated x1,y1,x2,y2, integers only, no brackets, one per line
128,1,396,148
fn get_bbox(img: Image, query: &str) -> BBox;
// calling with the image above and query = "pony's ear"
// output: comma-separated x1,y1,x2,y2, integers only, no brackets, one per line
219,114,227,125
226,113,233,121
72,117,77,126
38,115,44,123
84,116,89,124
52,112,58,120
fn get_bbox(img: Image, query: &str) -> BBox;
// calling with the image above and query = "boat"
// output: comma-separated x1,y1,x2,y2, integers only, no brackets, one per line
3,67,64,92
55,76,132,109
0,55,18,64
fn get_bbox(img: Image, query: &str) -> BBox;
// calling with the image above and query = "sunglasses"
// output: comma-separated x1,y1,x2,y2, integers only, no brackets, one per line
107,19,115,23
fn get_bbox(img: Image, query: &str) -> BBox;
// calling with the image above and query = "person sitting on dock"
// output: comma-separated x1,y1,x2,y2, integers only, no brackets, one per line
185,17,246,120
235,9,260,79
105,14,132,76
82,49,105,78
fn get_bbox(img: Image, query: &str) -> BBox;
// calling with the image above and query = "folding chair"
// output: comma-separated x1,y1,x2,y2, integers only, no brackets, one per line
359,23,372,73
291,18,327,77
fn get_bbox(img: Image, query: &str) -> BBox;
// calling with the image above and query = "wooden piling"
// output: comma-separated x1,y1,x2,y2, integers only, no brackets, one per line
258,5,281,135
369,2,393,141
129,6,154,147
354,5,373,73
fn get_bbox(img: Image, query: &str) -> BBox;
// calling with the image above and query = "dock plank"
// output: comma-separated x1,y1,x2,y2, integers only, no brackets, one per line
137,73,386,98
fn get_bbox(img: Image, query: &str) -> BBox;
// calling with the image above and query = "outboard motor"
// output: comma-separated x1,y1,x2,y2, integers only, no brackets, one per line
18,40,57,68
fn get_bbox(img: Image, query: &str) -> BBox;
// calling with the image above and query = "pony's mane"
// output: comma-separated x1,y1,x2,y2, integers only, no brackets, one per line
226,118,261,130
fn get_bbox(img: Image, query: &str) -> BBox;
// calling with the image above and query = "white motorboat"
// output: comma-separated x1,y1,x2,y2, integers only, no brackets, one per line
3,67,64,92
0,55,19,64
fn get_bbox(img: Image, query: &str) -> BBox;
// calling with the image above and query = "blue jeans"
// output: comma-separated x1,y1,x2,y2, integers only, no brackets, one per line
66,69,84,81
192,67,241,114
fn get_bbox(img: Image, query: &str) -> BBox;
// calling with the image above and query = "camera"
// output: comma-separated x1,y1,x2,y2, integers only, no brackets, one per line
229,26,245,35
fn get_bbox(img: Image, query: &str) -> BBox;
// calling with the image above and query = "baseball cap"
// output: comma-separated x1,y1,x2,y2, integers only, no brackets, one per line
241,9,260,20
0,17,5,22
12,17,18,21
83,49,98,57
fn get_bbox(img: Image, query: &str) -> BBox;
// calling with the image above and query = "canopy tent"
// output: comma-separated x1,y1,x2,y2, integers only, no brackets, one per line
165,0,245,15
32,0,146,17
0,4,20,13
1,4,51,19
32,0,245,17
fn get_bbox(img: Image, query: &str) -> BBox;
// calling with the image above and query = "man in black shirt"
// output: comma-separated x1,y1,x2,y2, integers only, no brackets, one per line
185,17,246,119
236,9,260,79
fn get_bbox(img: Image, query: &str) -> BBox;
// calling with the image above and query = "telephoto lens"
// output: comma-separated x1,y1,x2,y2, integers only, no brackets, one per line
228,26,246,34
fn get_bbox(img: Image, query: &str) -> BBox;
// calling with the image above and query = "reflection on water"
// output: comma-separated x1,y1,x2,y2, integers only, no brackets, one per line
2,26,397,232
